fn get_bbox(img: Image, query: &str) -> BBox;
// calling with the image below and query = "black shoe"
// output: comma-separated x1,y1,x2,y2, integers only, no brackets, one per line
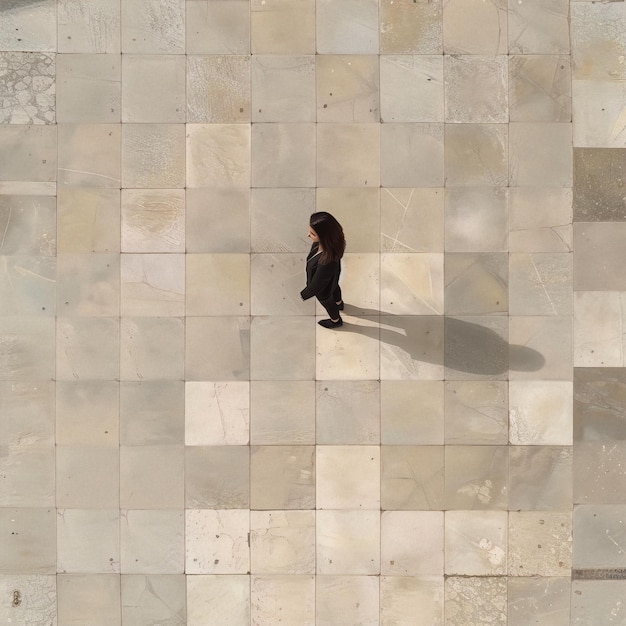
318,317,343,329
336,301,344,310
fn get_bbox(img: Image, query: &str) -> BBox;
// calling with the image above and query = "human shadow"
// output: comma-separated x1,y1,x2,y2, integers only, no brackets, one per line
338,304,545,376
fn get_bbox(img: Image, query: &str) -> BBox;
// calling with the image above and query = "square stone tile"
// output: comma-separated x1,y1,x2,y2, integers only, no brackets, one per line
574,223,626,291
575,441,626,505
443,0,507,54
0,0,56,51
0,381,55,446
0,317,54,381
0,508,55,574
0,126,57,182
573,148,626,221
187,575,249,626
316,381,380,444
445,446,508,510
576,297,622,367
121,0,184,53
574,368,626,441
251,316,314,380
444,381,508,445
381,188,443,253
317,446,380,510
575,80,626,149
0,445,54,507
316,576,379,626
186,0,249,54
56,446,119,508
187,188,250,253
571,581,626,626
444,55,508,123
318,123,380,187
121,575,186,626
316,510,380,575
316,0,378,54
57,189,120,252
508,0,570,54
381,445,444,511
510,123,573,187
573,504,626,568
445,188,508,252
250,510,315,574
509,446,573,511
56,253,119,316
316,55,379,123
251,381,315,444
57,124,122,185
120,317,184,381
381,511,443,576
380,55,443,123
186,254,249,315
56,317,119,381
250,446,315,510
185,446,249,509
251,575,315,625
187,55,250,123
380,576,444,626
185,317,250,381
56,381,119,446
445,511,507,575
509,55,571,122
252,123,315,187
252,56,315,123
185,382,249,445
0,574,56,624
444,124,508,187
57,575,121,626
251,0,315,54
122,124,185,188
445,577,507,625
381,123,444,187
122,55,185,123
57,54,120,122
0,195,56,256
336,254,380,313
508,577,570,626
57,509,119,573
121,510,185,574
58,0,120,53
380,0,442,54
121,381,184,445
186,510,249,575
0,256,56,317
120,446,184,509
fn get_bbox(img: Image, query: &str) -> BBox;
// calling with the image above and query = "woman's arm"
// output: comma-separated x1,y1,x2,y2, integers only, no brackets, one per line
300,261,337,300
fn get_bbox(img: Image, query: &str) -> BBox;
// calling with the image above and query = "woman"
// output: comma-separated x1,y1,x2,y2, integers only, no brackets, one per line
300,212,346,328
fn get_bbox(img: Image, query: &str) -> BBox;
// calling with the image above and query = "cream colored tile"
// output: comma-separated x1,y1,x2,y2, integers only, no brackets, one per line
0,381,55,446
316,576,379,626
0,126,57,182
121,575,187,626
0,0,56,51
380,0,442,54
0,256,56,317
187,575,249,626
574,223,626,291
336,254,380,313
186,1,250,54
0,445,55,507
573,80,626,148
57,575,121,626
58,0,120,53
443,0,507,54
121,0,184,54
0,195,56,256
251,0,315,54
508,0,570,54
380,576,444,626
316,0,378,54
0,575,56,624
0,317,54,381
445,577,507,625
251,575,315,626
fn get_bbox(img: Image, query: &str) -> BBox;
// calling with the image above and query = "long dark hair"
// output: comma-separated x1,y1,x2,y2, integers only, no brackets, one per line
310,212,346,264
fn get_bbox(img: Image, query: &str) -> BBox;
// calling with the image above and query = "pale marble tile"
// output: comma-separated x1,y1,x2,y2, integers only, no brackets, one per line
380,55,443,123
0,575,56,625
381,511,444,576
122,55,185,123
316,510,380,575
381,123,444,187
336,255,380,313
575,441,626,505
0,256,56,316
317,446,380,510
380,576,444,626
573,504,626,568
250,446,315,510
380,0,442,54
316,55,379,123
445,577,507,625
508,511,572,576
0,508,56,574
0,381,55,446
0,126,57,182
573,80,626,148
316,576,379,626
508,0,570,54
120,317,184,381
443,0,507,54
316,0,378,54
187,575,249,626
58,0,121,53
57,575,121,626
186,1,250,55
185,446,249,509
574,223,626,291
121,510,184,574
57,509,119,574
0,445,54,507
250,511,315,574
121,0,184,54
571,581,626,626
251,0,315,54
0,317,54,381
445,511,507,575
508,577,570,626
185,510,249,575
121,575,186,626
185,382,249,445
251,575,315,626
0,0,57,51
187,55,250,123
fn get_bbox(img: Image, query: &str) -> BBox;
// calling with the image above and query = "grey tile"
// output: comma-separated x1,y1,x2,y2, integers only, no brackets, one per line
571,581,626,626
0,195,56,255
0,126,57,182
316,0,379,54
573,505,626,568
58,0,121,53
573,80,626,148
574,223,626,290
380,0,442,54
187,0,250,54
121,575,186,626
508,0,570,54
57,575,121,625
443,0,507,55
575,441,626,505
508,577,570,626
121,0,184,54
251,0,315,55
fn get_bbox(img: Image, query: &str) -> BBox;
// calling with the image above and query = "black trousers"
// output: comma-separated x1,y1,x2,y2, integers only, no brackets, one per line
318,286,342,320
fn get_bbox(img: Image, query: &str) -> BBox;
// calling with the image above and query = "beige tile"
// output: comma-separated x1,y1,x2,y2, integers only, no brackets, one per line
121,575,187,626
0,574,56,624
186,1,250,55
316,0,378,54
57,575,121,626
251,0,315,54
0,317,53,380
380,576,444,626
0,126,57,182
0,445,55,507
443,0,507,54
508,577,570,626
574,223,626,291
0,0,56,51
251,575,315,626
316,576,379,626
0,195,56,256
573,80,626,148
445,577,507,625
508,0,570,54
187,575,249,626
121,0,184,54
0,256,56,317
381,0,442,53
575,441,626,505
58,0,120,53
337,254,380,313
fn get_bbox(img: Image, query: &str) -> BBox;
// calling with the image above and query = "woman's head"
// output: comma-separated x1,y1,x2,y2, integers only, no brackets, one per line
309,212,346,262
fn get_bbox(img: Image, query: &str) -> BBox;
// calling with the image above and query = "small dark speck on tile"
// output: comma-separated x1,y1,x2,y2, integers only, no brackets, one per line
323,104,327,108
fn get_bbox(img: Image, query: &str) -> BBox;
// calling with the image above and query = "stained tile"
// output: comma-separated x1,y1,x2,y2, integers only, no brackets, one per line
380,0,443,54
444,577,507,625
380,576,444,626
121,0,185,54
58,0,121,53
316,0,378,54
251,0,315,54
316,576,379,626
508,577,570,626
508,0,570,54
573,504,626,568
57,575,121,626
251,575,315,626
0,575,56,624
121,575,186,626
0,0,57,51
443,0,507,55
187,575,249,626
186,0,250,55
575,441,626,505
0,126,57,182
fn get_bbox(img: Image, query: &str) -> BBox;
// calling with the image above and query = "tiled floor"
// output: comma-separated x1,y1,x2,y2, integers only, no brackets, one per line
1,0,625,624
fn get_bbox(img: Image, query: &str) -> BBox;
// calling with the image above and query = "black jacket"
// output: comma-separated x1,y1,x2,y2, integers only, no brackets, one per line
300,242,341,302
